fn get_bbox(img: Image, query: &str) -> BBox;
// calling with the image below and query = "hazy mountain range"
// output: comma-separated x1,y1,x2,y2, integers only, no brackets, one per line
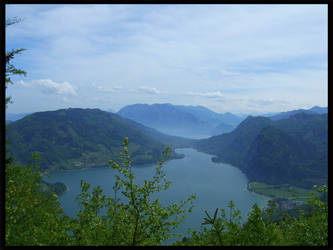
265,106,328,120
117,103,244,138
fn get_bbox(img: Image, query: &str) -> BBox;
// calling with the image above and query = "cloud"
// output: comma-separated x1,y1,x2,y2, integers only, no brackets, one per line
96,85,123,93
20,79,77,96
186,91,225,99
138,86,162,95
18,80,32,87
219,69,240,77
6,5,327,114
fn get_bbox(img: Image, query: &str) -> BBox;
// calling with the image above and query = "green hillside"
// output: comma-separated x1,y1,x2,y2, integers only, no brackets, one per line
6,108,183,172
194,116,273,167
194,113,327,188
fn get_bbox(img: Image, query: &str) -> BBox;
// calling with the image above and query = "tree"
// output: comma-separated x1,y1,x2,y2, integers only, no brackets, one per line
70,137,196,246
5,17,71,246
5,156,73,245
175,186,327,246
5,17,26,107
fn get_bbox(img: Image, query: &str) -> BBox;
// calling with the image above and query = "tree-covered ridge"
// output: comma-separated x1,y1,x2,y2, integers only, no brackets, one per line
6,108,185,172
195,116,274,167
194,113,327,189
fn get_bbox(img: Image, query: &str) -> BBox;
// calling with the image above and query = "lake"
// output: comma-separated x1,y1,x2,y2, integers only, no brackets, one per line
44,148,270,243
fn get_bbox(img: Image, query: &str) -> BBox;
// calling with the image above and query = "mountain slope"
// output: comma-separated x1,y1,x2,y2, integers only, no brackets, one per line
117,103,243,138
122,117,198,148
268,106,327,120
194,116,274,167
6,108,184,172
117,103,209,137
308,106,328,114
194,113,327,188
210,122,234,136
175,105,244,127
243,126,323,188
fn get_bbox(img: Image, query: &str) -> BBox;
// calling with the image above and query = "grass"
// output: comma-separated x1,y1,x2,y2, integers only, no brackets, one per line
247,182,315,201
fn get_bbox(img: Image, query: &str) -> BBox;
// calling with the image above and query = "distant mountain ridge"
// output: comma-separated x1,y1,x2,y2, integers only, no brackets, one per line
194,112,327,188
265,106,327,120
117,103,244,138
6,108,190,172
308,106,328,114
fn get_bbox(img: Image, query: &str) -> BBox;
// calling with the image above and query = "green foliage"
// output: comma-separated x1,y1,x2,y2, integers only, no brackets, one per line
5,17,26,107
69,137,196,245
5,158,72,245
174,185,327,246
5,140,328,246
39,181,67,196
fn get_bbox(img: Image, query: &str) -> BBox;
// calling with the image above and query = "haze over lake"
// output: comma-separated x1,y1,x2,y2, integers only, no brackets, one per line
45,148,270,241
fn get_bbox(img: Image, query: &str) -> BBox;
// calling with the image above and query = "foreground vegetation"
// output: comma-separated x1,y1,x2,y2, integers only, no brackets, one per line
5,140,328,246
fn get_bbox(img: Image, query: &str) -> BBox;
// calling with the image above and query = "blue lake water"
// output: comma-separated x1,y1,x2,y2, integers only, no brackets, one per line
44,148,270,243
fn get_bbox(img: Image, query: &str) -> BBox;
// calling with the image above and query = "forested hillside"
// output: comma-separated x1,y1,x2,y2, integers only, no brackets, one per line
194,113,328,188
6,108,185,172
194,116,274,167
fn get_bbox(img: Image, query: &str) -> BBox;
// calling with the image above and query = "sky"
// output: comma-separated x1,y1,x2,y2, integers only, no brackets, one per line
5,4,327,115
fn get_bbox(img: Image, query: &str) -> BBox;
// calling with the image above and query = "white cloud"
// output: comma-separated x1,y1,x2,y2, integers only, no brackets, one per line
138,86,162,95
186,91,225,99
18,80,32,87
5,5,327,114
20,79,78,96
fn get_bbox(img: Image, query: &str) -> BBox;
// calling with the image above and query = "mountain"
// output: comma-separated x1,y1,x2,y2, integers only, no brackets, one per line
117,103,208,138
175,105,244,127
269,109,316,120
243,126,324,188
267,106,327,120
308,106,328,114
6,108,187,172
194,113,327,188
117,103,244,138
218,112,245,127
122,117,198,148
210,122,234,136
194,116,274,167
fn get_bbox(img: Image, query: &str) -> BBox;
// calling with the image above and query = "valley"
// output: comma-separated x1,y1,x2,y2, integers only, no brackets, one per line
5,5,327,246
6,103,327,194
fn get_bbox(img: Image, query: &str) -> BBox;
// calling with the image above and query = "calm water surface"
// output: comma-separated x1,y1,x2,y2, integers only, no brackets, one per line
44,148,270,243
